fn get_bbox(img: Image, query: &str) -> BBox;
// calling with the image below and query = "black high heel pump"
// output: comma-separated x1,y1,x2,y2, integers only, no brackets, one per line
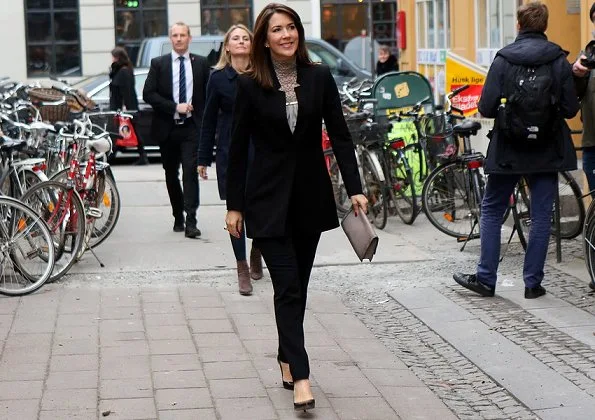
277,356,294,390
294,398,315,412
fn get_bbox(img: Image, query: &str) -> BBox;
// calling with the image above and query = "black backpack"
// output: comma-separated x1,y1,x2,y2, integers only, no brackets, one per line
498,58,560,144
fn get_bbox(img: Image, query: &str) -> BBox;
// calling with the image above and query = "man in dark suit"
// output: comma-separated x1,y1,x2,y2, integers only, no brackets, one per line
143,22,209,238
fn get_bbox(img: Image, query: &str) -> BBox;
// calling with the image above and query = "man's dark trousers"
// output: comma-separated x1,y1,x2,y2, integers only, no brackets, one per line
160,119,199,226
477,173,557,288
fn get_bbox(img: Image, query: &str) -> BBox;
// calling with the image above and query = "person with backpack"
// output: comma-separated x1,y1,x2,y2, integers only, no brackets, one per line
572,2,595,291
453,1,579,299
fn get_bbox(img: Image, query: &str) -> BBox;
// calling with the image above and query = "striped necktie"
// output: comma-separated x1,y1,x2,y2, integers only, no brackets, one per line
178,56,186,118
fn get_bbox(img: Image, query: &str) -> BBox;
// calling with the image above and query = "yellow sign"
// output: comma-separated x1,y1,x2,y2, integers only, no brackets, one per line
445,52,487,116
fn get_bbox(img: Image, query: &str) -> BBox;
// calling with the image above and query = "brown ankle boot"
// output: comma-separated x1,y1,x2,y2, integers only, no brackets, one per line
250,247,263,280
237,260,252,296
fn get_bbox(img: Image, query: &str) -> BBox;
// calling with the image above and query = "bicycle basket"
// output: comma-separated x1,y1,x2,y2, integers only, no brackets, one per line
420,114,458,160
28,88,69,123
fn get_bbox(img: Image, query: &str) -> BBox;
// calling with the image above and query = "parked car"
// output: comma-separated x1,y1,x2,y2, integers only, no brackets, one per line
73,37,371,158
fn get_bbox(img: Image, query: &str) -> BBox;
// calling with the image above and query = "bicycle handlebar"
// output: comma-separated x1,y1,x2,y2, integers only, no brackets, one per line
448,84,470,99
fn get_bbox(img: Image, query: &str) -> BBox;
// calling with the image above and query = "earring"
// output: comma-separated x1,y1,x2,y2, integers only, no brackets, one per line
265,44,269,48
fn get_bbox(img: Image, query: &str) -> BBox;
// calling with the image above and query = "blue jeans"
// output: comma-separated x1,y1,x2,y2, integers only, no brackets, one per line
477,173,557,288
583,147,595,195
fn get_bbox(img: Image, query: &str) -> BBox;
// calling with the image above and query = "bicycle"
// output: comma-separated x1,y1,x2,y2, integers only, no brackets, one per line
0,195,55,296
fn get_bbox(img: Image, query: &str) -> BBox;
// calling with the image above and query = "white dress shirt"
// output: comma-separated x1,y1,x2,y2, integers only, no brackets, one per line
171,50,193,119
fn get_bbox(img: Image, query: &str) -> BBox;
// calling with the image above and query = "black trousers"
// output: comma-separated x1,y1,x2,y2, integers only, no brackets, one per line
159,120,199,226
253,233,321,380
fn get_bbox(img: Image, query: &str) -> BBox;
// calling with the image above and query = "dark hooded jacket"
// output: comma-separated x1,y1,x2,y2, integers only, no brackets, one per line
478,31,579,174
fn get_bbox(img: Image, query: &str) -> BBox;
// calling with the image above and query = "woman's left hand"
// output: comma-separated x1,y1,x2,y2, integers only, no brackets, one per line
350,194,368,217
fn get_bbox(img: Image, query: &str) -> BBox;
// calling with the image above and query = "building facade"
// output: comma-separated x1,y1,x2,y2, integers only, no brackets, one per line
1,1,592,82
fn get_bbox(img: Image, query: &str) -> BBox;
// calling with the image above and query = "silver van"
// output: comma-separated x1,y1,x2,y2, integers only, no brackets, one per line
136,36,371,86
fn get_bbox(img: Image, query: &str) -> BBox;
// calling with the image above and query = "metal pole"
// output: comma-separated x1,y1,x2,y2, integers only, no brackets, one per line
554,176,562,263
368,0,375,77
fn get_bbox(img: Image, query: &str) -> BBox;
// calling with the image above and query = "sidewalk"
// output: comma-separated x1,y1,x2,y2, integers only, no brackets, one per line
0,283,454,420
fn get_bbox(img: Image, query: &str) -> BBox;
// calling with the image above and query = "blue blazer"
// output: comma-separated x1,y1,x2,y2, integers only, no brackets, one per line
199,66,238,199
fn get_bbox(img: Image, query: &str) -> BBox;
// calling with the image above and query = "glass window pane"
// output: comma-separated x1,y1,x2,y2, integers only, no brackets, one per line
54,12,79,42
477,0,488,48
436,0,446,48
116,10,141,42
142,0,166,7
502,0,516,46
229,8,250,26
54,0,77,9
142,10,167,38
321,5,340,49
489,0,500,48
427,1,435,48
417,3,427,49
27,13,52,42
55,44,81,75
27,46,52,76
340,5,366,50
229,0,250,5
26,0,50,9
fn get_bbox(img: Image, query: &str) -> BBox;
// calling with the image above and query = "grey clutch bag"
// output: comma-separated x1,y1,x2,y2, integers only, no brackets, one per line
341,207,379,262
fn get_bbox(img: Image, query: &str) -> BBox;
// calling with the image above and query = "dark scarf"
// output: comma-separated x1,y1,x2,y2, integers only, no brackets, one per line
109,62,126,80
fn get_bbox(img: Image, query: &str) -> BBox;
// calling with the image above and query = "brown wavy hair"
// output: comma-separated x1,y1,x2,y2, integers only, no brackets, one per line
248,3,312,89
111,46,133,69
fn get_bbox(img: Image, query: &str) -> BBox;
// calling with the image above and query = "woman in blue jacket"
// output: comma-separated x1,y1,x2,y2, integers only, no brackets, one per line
198,24,262,296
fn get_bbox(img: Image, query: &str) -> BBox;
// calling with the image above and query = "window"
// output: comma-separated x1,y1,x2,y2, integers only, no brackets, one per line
25,0,81,77
475,0,519,66
201,0,252,36
114,0,168,64
321,1,397,53
416,1,450,100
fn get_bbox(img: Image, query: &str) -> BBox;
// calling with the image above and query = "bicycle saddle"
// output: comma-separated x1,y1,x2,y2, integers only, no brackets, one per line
0,136,25,151
453,120,482,136
86,135,112,154
53,121,72,132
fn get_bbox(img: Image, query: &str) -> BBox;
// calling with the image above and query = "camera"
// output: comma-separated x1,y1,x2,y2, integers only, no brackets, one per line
581,40,595,69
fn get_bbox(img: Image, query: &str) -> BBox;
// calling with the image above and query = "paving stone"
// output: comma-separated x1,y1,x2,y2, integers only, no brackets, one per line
151,354,202,372
230,312,276,326
100,319,144,334
159,408,217,420
141,291,180,303
100,355,151,380
379,386,456,419
214,396,277,420
184,307,228,320
155,388,213,410
146,325,192,341
203,361,258,380
277,407,340,419
54,325,98,341
189,319,234,334
153,370,207,389
41,388,97,410
361,368,424,387
181,296,224,308
99,398,156,419
193,333,243,348
0,399,39,420
242,339,278,356
329,396,399,420
209,378,268,399
149,340,197,355
143,302,184,314
308,345,352,362
0,380,43,400
39,409,97,420
101,340,150,357
224,302,270,314
100,377,153,399
46,370,98,389
0,363,46,381
50,354,98,372
56,314,99,327
145,313,187,326
198,346,251,362
98,306,141,320
53,339,98,355
1,347,49,364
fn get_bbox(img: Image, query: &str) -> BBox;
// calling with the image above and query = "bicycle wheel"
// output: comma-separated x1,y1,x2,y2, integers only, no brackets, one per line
0,196,54,296
324,149,350,216
388,149,418,225
583,200,595,282
422,161,479,238
362,150,388,230
20,181,86,282
557,171,584,240
513,172,584,250
88,169,121,249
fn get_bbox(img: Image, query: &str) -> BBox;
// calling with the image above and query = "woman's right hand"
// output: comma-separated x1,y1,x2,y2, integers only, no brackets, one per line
198,166,208,180
225,211,243,238
573,56,590,78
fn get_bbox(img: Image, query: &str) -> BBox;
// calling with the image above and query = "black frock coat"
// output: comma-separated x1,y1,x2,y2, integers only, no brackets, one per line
226,63,363,238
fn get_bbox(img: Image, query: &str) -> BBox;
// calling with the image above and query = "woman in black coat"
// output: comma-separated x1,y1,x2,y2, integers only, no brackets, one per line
109,46,147,165
225,3,367,412
198,24,263,296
